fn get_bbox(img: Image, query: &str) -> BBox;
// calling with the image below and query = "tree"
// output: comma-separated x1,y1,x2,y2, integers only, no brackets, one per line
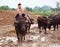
56,2,60,11
33,6,41,11
11,8,16,10
0,5,10,10
56,2,60,8
25,7,33,12
41,5,51,11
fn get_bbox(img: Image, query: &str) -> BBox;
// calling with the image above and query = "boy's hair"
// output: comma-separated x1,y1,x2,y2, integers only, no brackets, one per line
18,3,21,6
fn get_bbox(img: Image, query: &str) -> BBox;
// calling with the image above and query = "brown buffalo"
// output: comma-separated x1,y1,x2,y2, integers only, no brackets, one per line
37,16,51,34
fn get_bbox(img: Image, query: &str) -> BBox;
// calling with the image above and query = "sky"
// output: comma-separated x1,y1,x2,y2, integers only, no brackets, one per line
0,0,60,8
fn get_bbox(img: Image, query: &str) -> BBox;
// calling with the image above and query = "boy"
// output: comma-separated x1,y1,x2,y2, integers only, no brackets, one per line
17,3,30,23
17,3,23,15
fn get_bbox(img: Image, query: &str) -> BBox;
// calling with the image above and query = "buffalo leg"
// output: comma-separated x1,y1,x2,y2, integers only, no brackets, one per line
28,24,31,32
16,32,19,41
48,24,51,30
15,28,20,41
16,33,20,41
53,24,56,31
26,26,27,33
43,25,47,34
39,27,41,33
44,26,47,34
23,35,25,40
57,24,58,30
21,35,22,42
22,35,25,42
44,28,47,34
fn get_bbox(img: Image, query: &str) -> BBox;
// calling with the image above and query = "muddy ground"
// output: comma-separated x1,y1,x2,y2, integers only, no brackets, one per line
0,24,60,47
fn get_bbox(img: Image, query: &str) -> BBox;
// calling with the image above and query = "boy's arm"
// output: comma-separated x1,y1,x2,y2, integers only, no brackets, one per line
17,9,19,14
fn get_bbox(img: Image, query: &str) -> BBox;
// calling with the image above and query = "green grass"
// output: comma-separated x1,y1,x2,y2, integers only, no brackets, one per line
32,11,60,16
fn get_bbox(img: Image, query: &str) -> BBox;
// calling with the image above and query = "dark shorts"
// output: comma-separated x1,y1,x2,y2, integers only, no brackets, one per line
15,13,26,17
22,13,26,17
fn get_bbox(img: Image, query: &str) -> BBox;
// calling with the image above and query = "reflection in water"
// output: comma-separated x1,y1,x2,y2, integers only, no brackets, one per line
41,37,46,42
30,35,40,41
49,44,60,47
30,24,38,28
21,43,27,47
5,37,17,43
0,37,18,45
32,43,37,47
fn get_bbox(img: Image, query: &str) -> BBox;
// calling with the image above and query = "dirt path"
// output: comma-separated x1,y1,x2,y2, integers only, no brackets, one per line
0,25,60,47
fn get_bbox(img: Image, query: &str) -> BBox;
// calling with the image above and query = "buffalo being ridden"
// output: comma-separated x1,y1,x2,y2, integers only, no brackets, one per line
14,14,28,42
14,13,34,42
37,16,51,34
48,14,60,31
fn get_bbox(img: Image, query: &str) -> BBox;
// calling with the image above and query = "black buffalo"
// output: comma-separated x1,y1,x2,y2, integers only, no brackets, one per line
14,14,27,42
37,16,51,34
48,14,60,30
14,14,34,42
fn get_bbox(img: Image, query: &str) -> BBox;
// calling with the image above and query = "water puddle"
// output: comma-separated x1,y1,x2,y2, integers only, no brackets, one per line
49,44,60,47
32,43,37,47
5,37,17,43
0,37,18,45
30,24,38,28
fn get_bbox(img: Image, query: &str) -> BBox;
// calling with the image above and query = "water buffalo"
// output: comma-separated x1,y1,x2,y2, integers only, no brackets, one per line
48,14,60,31
14,14,27,42
37,16,51,34
22,14,34,33
14,14,34,42
26,16,34,33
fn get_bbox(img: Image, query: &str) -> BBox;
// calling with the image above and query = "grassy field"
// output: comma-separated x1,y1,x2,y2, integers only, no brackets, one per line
32,11,60,16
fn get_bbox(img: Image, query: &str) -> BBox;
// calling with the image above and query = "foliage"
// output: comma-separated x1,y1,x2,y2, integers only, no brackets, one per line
0,5,10,10
0,5,16,10
0,5,60,16
11,8,16,10
25,7,33,12
32,11,60,16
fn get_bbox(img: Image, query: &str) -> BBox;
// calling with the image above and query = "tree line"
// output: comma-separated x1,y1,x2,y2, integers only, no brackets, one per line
0,5,16,10
0,2,60,12
25,2,60,12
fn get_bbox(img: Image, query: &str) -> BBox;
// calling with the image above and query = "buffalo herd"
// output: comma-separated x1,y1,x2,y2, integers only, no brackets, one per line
14,13,60,42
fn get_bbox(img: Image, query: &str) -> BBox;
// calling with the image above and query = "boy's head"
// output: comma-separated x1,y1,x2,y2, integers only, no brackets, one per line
18,3,22,9
18,3,21,6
